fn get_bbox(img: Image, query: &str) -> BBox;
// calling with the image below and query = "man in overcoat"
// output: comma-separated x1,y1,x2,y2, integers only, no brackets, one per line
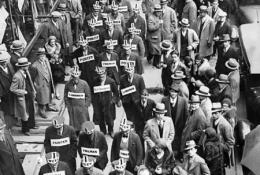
92,66,121,137
0,51,15,128
211,74,232,103
64,66,91,133
181,95,208,152
108,2,126,33
172,18,199,61
44,116,77,173
120,65,145,123
160,0,177,40
161,84,189,156
195,6,215,60
31,48,56,119
182,0,197,30
9,40,24,71
10,57,35,135
111,118,143,174
143,103,175,151
78,121,108,170
0,118,25,175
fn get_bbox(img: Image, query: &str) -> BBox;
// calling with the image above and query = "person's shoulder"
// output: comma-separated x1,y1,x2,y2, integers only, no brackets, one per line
93,167,103,174
194,154,206,164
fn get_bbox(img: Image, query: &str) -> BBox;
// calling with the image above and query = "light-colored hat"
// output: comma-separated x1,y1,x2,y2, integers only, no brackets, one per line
169,83,180,92
81,121,95,135
112,158,127,171
82,155,96,168
99,0,107,4
15,57,31,67
93,1,101,11
46,152,60,164
216,74,230,84
160,40,173,50
36,47,47,55
10,40,24,50
179,18,190,27
199,5,208,12
122,40,132,50
0,51,11,62
171,70,186,80
184,140,197,150
153,103,167,114
218,11,227,17
71,66,81,77
51,11,62,17
195,86,211,97
95,66,106,75
225,58,239,70
189,95,201,103
160,0,168,4
48,35,57,41
0,118,6,130
52,116,64,129
153,4,163,12
212,102,223,113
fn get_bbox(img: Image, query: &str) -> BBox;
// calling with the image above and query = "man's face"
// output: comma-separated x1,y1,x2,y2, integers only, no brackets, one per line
126,71,134,79
190,103,199,111
39,54,45,61
212,112,220,120
82,45,88,51
99,73,106,81
218,83,225,89
200,11,207,18
72,76,79,83
52,17,59,22
219,16,226,22
133,11,138,18
155,112,164,120
199,95,206,101
186,147,197,157
154,11,162,18
212,2,218,8
169,90,178,99
93,11,99,16
112,10,118,16
141,96,147,104
50,39,56,47
181,26,188,32
108,24,114,31
125,49,131,55
155,146,163,154
22,66,29,71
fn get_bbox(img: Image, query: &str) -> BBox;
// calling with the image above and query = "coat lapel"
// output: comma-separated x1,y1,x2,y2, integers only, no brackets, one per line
202,16,210,32
151,118,160,138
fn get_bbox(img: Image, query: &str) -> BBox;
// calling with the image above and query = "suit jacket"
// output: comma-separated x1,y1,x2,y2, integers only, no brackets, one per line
119,52,143,75
84,28,103,53
195,15,215,57
126,15,146,40
99,52,120,85
200,97,212,124
143,116,175,150
117,0,133,23
214,21,232,39
173,28,199,60
120,74,145,105
177,154,210,175
108,13,126,33
228,69,240,104
44,125,77,162
216,45,238,75
39,161,73,175
162,6,177,40
10,52,20,71
31,58,54,105
100,29,124,54
181,107,208,151
136,98,156,129
10,69,28,121
182,0,197,30
207,6,224,23
162,95,189,152
125,34,145,58
0,129,25,175
67,0,82,18
0,63,15,115
78,131,108,170
111,131,143,171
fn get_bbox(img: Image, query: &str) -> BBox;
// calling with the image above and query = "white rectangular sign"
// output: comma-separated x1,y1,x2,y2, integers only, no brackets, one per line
43,171,65,175
104,40,118,46
95,20,103,26
121,85,136,96
81,147,100,156
102,61,117,67
120,60,135,67
131,44,137,50
78,54,95,63
118,6,128,12
113,19,121,25
50,137,70,147
68,92,85,99
134,29,141,35
93,85,111,93
86,35,99,42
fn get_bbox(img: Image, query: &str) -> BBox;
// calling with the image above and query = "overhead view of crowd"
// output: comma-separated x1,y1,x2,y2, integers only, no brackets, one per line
0,0,242,174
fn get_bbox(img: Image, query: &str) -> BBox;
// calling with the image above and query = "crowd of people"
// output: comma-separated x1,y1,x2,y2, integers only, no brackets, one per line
0,0,241,174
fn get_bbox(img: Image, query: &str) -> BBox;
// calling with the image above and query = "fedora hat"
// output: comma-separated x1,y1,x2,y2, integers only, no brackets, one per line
0,118,6,130
48,35,57,41
160,0,168,4
179,18,190,27
51,11,62,18
153,103,167,114
15,57,31,67
195,86,211,97
153,4,162,12
36,47,47,55
81,121,95,135
169,83,180,92
199,5,208,12
218,11,227,17
225,58,239,70
212,102,223,113
0,51,11,63
46,152,60,164
219,34,231,42
52,116,64,129
189,95,201,103
82,155,96,168
10,40,24,50
160,40,173,50
57,3,67,10
216,74,230,84
184,140,197,150
171,70,186,80
71,66,81,77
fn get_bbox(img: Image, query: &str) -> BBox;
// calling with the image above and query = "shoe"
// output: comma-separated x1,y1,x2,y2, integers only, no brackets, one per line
23,131,30,136
109,131,114,138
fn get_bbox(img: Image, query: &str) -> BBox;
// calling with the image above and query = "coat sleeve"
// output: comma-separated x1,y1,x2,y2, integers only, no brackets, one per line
200,162,211,175
134,134,143,166
223,124,235,151
167,118,175,144
84,82,91,107
10,74,27,96
138,38,145,57
170,9,178,30
208,19,215,43
143,122,156,148
110,135,117,162
111,80,120,103
64,83,69,106
43,129,51,153
70,127,78,158
147,15,160,32
97,134,108,163
191,30,199,50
